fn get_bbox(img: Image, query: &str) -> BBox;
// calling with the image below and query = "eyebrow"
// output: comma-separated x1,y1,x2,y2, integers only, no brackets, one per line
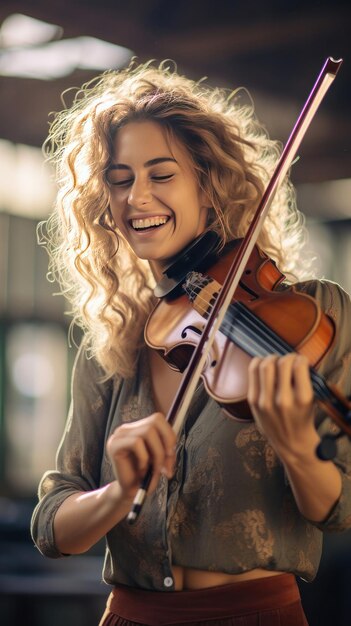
108,157,177,170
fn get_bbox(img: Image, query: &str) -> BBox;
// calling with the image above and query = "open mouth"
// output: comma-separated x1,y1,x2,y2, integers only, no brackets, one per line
130,216,170,231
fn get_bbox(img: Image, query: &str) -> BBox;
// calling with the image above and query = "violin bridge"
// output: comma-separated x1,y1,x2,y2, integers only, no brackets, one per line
183,271,221,319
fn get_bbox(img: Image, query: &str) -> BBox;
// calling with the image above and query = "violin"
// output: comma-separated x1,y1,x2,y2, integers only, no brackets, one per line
146,231,351,437
127,57,349,524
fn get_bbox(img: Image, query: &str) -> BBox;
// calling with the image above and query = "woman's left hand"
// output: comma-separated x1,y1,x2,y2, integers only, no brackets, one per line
247,353,316,458
247,352,343,522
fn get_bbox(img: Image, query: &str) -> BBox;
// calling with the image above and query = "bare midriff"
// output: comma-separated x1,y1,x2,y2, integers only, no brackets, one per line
171,565,285,590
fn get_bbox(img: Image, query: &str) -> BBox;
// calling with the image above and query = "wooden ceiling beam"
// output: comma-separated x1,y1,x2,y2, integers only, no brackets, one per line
2,3,348,61
155,8,349,61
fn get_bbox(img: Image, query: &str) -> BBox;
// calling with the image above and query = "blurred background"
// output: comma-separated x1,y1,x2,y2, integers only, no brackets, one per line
0,1,350,625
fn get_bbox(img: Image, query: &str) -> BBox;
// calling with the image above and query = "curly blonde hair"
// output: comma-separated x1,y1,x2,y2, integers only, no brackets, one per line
40,59,308,379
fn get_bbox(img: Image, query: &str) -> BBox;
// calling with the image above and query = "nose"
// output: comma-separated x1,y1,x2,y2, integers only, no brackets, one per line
128,176,152,208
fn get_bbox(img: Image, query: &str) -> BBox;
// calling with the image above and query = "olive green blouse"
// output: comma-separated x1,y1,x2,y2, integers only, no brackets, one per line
31,279,351,591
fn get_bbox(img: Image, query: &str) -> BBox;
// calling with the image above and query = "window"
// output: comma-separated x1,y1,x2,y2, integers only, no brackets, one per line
3,322,68,495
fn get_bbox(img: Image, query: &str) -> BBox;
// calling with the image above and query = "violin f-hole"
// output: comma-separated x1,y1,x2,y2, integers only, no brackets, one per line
181,325,204,339
238,280,259,301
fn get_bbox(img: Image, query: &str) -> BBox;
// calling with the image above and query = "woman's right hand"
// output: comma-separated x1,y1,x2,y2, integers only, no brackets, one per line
106,412,177,500
53,413,176,555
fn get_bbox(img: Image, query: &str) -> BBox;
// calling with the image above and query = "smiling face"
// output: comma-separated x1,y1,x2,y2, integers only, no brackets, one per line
108,120,208,276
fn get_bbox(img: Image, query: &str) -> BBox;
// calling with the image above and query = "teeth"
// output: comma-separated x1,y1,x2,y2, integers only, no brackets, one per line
131,216,168,230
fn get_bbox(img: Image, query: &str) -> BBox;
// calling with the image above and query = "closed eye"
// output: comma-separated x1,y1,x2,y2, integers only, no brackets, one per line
110,174,174,186
111,178,133,187
152,174,174,181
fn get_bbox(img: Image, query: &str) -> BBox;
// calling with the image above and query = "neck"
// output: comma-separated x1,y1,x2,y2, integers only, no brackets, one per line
148,260,165,283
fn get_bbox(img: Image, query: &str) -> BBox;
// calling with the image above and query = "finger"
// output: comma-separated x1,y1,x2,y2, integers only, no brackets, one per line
127,413,177,458
123,415,176,478
275,353,296,409
150,412,177,457
118,437,162,494
145,413,177,477
142,427,172,475
275,353,313,410
163,449,176,479
255,354,279,414
291,354,314,406
109,414,176,484
108,433,150,477
247,356,261,406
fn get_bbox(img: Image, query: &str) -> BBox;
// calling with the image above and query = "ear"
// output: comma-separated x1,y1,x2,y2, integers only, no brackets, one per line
199,186,212,210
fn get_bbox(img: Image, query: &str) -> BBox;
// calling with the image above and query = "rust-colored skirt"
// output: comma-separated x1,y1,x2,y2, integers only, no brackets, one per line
99,573,309,626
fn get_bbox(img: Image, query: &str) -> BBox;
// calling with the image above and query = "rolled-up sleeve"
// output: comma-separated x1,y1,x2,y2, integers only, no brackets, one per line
31,342,114,557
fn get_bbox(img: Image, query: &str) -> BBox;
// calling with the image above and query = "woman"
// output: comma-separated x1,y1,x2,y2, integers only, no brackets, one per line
31,60,351,625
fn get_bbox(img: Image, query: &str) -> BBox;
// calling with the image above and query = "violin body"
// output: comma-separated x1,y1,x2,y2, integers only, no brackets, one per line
146,240,336,420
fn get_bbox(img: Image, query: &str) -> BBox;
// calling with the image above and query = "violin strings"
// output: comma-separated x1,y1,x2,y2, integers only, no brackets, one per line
224,303,332,402
185,281,293,357
184,280,346,415
225,305,348,418
225,303,344,409
186,280,300,359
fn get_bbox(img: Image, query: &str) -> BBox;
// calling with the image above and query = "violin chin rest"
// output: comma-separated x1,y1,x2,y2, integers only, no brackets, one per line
154,230,221,298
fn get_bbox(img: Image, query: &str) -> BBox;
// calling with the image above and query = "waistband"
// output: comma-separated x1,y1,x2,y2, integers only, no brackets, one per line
107,573,301,625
